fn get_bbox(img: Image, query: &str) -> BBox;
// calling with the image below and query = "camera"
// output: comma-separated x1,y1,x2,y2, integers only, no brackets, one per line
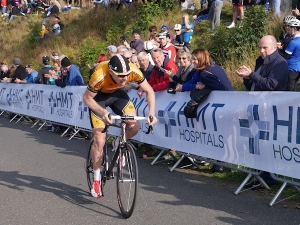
167,88,176,94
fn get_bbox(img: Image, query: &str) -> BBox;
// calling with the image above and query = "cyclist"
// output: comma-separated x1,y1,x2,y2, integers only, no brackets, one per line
83,54,157,198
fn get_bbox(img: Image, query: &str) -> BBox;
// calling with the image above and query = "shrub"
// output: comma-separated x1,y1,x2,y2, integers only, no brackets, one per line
208,5,270,65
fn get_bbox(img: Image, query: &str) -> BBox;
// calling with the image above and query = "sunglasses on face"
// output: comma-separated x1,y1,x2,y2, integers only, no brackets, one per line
118,74,129,78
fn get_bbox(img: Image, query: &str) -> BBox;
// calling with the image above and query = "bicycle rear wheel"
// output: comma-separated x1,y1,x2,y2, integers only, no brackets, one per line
116,143,138,218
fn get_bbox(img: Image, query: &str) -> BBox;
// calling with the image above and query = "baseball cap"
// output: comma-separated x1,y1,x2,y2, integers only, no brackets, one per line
42,56,50,63
157,31,169,39
108,54,131,76
107,45,117,53
144,41,154,51
13,58,21,65
25,64,32,69
174,24,182,30
161,25,169,30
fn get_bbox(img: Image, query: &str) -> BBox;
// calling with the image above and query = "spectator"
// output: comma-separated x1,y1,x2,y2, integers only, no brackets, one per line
282,18,300,91
130,55,140,68
158,31,177,63
0,60,10,80
208,0,223,31
6,4,19,22
124,29,144,53
181,13,194,49
1,0,8,14
138,51,154,82
177,48,234,92
51,51,60,64
14,65,38,84
123,50,132,61
35,56,54,84
143,48,178,93
117,45,128,55
53,56,84,87
227,0,244,28
148,25,160,47
52,17,61,35
278,15,295,53
200,0,207,9
12,58,27,81
161,25,175,45
107,45,117,58
88,53,108,77
37,24,49,43
165,47,195,90
173,24,184,51
236,35,288,189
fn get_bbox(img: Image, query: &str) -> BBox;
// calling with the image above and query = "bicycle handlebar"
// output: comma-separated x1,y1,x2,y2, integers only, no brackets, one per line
101,114,153,134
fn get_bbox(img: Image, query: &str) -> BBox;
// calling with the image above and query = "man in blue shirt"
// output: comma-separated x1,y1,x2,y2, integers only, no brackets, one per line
54,56,84,87
181,13,194,50
15,64,38,84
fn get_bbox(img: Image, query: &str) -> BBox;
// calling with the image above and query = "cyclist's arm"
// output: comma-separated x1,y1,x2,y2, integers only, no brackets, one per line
138,79,157,126
83,89,110,122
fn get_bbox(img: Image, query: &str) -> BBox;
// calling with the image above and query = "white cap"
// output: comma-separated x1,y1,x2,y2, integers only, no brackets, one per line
174,24,182,30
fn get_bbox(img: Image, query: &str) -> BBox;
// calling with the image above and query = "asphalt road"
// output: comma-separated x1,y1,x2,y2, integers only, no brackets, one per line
0,116,299,225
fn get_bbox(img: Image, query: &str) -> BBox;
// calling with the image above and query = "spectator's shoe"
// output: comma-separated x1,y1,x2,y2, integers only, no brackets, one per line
238,22,243,28
226,22,235,29
20,12,26,16
210,164,224,173
91,180,102,198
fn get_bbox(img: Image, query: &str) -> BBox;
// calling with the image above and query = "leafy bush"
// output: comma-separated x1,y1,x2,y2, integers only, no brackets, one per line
79,37,108,82
26,21,42,48
208,5,270,65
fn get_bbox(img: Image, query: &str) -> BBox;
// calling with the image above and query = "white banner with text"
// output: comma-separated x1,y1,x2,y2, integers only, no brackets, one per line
0,83,299,179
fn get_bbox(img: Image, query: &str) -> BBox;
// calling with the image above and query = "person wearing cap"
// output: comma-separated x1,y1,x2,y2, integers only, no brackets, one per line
144,48,178,93
35,56,54,84
173,24,184,51
83,54,157,198
107,45,117,58
161,25,175,45
181,13,194,49
12,58,27,81
15,65,38,84
123,29,144,52
52,56,84,87
157,30,177,62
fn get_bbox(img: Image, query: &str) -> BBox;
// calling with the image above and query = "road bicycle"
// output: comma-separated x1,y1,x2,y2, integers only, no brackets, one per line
86,115,153,218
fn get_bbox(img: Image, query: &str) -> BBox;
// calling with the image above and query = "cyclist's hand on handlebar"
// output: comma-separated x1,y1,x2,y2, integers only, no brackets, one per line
148,115,157,126
101,110,113,124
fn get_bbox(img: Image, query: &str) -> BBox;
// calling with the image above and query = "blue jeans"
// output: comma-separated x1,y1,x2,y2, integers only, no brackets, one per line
2,6,7,14
272,0,281,17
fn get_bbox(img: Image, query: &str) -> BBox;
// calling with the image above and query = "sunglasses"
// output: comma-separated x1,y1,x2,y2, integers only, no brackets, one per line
178,57,187,60
174,29,180,31
118,74,129,78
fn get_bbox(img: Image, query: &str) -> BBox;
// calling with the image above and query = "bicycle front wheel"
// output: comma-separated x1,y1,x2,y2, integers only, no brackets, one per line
116,143,138,218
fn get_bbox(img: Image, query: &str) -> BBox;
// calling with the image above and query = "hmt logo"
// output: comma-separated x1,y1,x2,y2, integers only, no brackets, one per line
239,105,270,155
158,101,177,137
78,101,88,120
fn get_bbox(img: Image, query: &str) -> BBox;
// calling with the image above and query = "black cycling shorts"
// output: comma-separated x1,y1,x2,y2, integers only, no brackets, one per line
89,90,136,128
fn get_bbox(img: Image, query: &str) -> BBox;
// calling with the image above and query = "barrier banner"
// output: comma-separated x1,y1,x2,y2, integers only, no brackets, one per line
0,83,299,179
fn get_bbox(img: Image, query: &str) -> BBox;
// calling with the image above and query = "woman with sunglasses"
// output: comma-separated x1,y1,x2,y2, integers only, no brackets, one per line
165,47,195,91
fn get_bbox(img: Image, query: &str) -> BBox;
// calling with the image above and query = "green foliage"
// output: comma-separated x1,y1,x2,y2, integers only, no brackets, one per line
208,5,270,65
106,15,130,44
159,0,177,11
79,37,108,82
25,21,41,48
132,2,163,32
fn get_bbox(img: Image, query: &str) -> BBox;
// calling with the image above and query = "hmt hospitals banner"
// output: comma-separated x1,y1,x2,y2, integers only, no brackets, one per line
0,83,299,179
